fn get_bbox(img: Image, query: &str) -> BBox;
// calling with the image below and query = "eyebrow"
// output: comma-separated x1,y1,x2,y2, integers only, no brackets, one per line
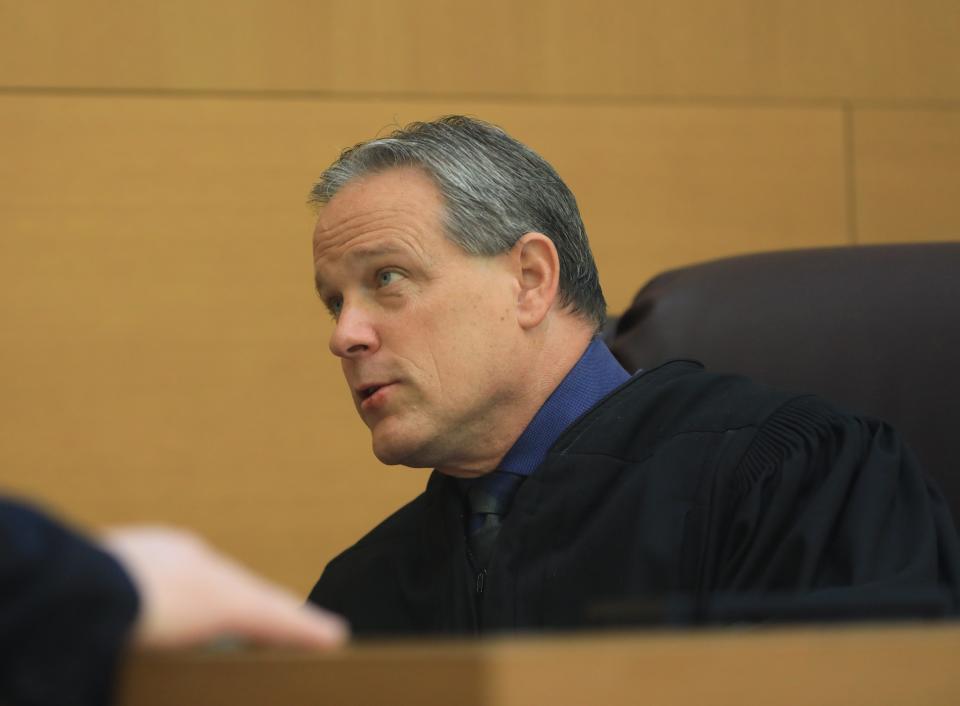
314,244,408,297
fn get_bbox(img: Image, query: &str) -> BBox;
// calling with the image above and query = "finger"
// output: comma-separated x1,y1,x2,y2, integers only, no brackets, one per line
224,582,350,648
209,559,350,648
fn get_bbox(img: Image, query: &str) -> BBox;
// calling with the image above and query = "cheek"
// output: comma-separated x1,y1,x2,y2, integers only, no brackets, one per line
450,305,516,378
402,276,516,382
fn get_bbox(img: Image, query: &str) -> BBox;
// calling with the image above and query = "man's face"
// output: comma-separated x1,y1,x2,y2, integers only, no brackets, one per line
312,167,527,473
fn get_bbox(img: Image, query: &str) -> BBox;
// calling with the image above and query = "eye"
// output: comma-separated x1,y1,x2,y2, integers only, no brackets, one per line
376,270,404,287
326,296,343,320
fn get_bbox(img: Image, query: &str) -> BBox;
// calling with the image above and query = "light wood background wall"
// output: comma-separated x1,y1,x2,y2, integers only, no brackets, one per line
1,0,958,593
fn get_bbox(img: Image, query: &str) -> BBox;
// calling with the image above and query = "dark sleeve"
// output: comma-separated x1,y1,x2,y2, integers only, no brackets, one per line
0,498,139,706
709,397,960,615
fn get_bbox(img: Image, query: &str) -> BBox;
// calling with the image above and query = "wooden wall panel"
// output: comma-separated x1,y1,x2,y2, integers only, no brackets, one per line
534,106,848,309
853,109,960,244
0,95,847,590
1,0,958,102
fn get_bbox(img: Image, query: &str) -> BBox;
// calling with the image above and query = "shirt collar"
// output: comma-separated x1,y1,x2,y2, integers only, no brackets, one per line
498,338,630,476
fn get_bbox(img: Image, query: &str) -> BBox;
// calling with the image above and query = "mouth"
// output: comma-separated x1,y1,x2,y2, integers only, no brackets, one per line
356,382,397,410
358,384,384,401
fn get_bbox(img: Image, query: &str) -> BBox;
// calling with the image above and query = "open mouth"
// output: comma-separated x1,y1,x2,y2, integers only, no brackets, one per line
359,384,385,401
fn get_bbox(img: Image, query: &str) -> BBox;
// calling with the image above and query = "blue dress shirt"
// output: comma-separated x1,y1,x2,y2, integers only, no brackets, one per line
461,338,631,528
498,337,631,476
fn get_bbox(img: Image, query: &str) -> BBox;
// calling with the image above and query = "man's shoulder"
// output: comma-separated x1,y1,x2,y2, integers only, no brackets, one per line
552,359,820,458
330,486,434,562
310,473,451,578
307,495,419,608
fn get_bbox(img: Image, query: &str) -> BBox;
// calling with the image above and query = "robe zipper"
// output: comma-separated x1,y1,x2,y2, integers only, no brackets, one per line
472,568,487,635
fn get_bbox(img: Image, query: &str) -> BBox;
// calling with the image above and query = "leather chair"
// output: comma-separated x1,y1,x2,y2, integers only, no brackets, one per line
607,242,960,523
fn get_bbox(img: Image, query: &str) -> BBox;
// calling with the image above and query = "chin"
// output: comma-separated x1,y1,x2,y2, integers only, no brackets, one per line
371,429,434,468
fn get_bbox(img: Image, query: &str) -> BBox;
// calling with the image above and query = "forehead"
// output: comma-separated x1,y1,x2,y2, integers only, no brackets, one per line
312,167,446,265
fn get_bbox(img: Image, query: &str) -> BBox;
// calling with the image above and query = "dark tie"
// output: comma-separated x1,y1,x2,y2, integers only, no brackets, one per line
464,471,525,569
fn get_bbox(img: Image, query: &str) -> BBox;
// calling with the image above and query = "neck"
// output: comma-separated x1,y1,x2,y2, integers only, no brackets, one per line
436,316,595,478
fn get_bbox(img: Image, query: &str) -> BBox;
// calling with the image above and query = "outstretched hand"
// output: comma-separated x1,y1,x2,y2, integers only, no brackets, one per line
102,527,348,649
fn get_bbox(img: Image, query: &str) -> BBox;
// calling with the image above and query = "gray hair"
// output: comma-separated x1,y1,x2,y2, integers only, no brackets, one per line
309,115,606,329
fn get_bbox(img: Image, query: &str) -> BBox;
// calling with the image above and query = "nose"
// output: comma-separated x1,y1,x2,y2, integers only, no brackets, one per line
328,301,380,359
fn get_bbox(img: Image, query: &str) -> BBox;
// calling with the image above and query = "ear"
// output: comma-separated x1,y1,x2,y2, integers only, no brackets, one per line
511,232,560,330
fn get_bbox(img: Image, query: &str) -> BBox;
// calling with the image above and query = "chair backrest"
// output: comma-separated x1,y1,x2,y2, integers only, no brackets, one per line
608,243,960,521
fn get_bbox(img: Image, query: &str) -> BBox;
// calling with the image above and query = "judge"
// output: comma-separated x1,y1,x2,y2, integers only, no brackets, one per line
307,116,960,634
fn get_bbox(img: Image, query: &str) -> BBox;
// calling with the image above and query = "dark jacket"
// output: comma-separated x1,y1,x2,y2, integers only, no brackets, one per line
310,361,960,634
0,499,138,706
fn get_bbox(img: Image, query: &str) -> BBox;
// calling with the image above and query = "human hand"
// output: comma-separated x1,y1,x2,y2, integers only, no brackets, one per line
101,527,348,649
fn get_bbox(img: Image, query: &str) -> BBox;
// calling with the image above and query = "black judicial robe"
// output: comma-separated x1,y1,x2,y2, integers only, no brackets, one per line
0,499,138,706
309,361,960,634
